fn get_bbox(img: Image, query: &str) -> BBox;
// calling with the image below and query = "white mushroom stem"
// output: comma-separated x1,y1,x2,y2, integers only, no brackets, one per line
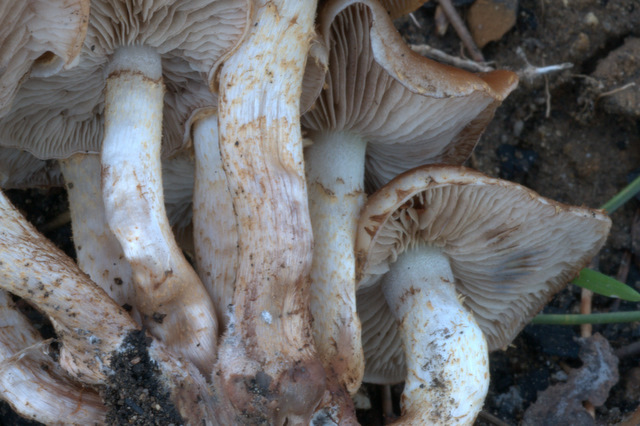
0,190,136,383
216,0,325,422
381,246,489,425
60,154,140,323
306,130,366,393
100,46,218,375
192,111,238,329
0,191,218,424
0,290,107,424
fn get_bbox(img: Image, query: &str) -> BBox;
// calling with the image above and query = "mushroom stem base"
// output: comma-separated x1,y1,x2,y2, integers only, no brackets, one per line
382,246,489,425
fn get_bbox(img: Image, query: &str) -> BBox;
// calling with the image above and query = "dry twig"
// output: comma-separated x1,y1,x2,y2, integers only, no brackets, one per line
436,0,484,62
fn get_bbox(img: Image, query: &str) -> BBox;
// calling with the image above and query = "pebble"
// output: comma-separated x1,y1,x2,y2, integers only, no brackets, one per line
467,0,518,48
592,37,640,119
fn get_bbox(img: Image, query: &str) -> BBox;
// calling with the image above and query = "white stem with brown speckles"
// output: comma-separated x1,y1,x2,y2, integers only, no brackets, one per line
100,46,218,376
192,112,238,330
0,190,219,424
0,290,107,423
215,1,326,423
382,247,488,425
60,154,140,324
306,130,366,394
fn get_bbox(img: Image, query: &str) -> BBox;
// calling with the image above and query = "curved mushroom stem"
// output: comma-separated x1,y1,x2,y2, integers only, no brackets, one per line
215,0,326,422
0,290,107,424
381,246,489,425
306,130,366,393
192,111,238,330
0,191,218,424
100,46,218,376
60,154,140,323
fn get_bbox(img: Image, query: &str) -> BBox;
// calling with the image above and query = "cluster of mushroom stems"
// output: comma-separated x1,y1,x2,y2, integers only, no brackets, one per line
0,0,612,425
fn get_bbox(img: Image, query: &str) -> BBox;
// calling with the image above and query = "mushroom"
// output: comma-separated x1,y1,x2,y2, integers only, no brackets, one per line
378,0,430,19
301,0,517,394
355,165,611,424
0,0,252,374
160,59,238,331
0,147,62,189
0,189,218,424
0,0,89,116
59,153,139,323
214,0,328,422
0,290,107,424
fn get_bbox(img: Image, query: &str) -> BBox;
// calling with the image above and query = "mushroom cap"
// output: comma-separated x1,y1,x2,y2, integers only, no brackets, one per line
0,147,62,189
356,165,611,384
379,0,430,20
0,0,90,116
302,0,517,189
0,0,249,159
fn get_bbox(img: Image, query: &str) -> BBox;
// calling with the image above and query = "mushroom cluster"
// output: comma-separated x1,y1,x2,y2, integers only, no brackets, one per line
0,0,610,425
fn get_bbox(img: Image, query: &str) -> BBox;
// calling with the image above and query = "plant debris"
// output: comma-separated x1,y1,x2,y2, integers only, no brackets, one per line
522,334,619,426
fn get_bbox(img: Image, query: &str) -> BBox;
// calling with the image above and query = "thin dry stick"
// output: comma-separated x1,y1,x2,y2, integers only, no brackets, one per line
580,257,599,418
478,410,511,426
598,82,636,99
544,75,552,118
382,385,394,422
408,12,422,28
436,0,485,62
434,6,448,36
410,44,494,73
41,210,70,232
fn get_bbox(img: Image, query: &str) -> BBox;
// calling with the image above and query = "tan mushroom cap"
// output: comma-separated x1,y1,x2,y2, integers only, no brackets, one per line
0,147,62,189
0,0,250,159
379,0,430,20
0,0,90,116
356,165,611,383
303,0,517,189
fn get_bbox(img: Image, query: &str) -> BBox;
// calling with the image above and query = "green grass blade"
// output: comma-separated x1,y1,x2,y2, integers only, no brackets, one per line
571,268,640,301
532,311,640,325
600,173,640,214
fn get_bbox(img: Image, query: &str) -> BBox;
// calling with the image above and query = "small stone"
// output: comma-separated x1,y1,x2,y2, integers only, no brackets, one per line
571,32,591,56
467,0,518,48
584,12,599,26
592,37,640,119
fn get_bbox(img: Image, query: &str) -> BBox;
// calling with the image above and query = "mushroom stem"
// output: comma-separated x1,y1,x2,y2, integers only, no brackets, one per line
0,190,218,424
192,111,238,330
100,46,218,376
0,190,136,383
382,246,489,425
60,154,139,323
306,130,366,393
0,290,107,424
216,0,326,422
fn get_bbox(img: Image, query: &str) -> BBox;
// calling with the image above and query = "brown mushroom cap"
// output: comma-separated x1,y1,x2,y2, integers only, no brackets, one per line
303,0,517,189
356,165,611,383
0,0,90,116
379,0,430,20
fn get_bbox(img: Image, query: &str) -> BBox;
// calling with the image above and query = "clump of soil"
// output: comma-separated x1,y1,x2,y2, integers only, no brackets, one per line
102,330,183,426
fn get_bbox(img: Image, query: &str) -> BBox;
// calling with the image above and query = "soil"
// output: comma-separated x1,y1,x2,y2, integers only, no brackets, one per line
3,0,640,425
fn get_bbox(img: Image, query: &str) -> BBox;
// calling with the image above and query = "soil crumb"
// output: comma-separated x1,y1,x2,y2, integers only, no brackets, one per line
102,329,183,426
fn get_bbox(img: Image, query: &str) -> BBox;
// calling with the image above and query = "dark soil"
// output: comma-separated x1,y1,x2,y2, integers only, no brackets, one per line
102,330,183,426
3,1,640,425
